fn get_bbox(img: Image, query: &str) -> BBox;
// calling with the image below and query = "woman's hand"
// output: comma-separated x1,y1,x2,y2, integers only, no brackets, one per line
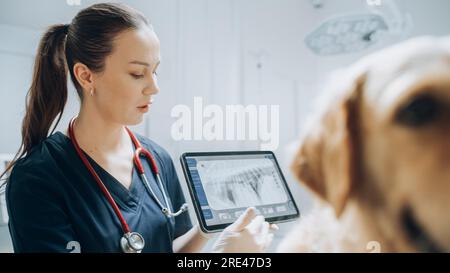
211,207,278,253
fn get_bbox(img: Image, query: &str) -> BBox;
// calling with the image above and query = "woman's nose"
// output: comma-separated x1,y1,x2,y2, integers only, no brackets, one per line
143,86,159,95
143,79,159,95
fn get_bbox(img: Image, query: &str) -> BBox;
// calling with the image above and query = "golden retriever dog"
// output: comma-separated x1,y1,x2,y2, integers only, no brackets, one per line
277,36,450,253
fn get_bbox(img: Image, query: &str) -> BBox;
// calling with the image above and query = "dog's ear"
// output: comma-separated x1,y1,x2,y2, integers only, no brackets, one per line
291,74,365,217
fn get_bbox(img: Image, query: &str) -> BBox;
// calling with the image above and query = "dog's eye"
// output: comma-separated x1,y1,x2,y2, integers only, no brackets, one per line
395,94,440,127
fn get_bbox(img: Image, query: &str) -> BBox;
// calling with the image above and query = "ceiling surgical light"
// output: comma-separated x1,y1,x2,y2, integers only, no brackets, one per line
305,0,413,56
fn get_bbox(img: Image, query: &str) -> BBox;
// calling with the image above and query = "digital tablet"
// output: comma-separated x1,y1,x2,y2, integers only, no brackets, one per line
180,151,300,233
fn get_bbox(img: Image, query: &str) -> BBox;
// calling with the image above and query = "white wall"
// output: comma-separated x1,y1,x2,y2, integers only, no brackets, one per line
1,0,450,253
0,24,39,252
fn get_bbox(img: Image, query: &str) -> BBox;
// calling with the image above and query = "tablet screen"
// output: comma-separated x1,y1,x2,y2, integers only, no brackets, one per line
181,152,299,231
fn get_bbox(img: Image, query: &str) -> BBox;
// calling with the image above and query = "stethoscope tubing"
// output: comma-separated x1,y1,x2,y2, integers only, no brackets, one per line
68,117,187,252
68,118,132,234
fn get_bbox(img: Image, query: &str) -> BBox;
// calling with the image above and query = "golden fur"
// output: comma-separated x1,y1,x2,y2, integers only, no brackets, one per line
278,37,450,253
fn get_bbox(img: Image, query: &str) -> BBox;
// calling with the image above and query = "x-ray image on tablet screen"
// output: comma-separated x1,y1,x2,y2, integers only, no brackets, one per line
181,151,300,232
197,158,288,210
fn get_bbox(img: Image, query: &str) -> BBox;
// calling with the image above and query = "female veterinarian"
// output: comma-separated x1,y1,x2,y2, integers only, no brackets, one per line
0,3,276,253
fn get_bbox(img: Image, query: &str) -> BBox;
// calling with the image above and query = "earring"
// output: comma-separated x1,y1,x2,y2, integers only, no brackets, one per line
90,88,94,97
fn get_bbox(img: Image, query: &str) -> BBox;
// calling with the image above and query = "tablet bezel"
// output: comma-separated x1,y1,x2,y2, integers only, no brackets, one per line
180,151,300,233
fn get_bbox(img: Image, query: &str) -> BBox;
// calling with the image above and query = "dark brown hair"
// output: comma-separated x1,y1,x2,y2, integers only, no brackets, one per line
0,3,149,189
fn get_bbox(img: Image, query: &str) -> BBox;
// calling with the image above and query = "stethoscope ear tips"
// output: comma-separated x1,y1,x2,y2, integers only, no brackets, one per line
162,208,169,215
163,203,189,217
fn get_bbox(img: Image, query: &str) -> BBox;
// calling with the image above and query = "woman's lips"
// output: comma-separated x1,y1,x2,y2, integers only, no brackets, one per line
137,99,153,112
137,103,150,113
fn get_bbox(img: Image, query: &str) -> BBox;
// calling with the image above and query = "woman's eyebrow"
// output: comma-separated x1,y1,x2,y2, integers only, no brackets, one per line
129,60,160,68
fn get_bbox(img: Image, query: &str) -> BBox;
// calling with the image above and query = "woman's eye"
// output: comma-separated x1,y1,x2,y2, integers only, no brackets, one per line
131,74,144,79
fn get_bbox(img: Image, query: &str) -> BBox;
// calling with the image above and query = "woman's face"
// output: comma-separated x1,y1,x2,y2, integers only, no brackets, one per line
92,26,160,126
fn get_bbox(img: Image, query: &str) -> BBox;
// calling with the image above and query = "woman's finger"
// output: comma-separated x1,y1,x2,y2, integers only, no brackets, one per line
247,215,265,233
229,207,257,232
269,224,279,231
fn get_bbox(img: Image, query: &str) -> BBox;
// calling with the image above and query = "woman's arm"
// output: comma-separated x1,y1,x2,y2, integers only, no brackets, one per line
6,164,78,253
173,225,209,253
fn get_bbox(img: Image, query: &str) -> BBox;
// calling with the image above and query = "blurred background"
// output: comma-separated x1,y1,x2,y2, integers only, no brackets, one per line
0,0,449,252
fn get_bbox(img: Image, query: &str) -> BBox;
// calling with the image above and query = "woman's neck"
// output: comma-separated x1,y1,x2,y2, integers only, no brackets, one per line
71,109,131,155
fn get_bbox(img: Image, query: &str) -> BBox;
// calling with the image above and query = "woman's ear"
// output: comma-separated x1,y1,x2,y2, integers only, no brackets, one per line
291,73,366,217
73,62,94,93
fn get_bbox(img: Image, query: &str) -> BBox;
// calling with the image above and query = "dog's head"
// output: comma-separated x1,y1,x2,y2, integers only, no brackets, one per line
292,37,450,252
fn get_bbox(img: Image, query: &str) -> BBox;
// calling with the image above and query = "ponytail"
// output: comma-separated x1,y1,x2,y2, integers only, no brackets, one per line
0,24,69,189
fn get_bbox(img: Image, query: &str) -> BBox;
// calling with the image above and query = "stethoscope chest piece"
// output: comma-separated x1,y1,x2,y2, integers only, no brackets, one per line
120,232,145,253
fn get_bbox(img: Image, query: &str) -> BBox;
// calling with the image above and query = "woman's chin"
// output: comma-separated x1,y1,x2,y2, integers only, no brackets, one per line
124,115,144,127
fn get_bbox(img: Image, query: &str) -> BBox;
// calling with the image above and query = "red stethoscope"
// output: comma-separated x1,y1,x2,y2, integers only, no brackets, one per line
68,118,188,253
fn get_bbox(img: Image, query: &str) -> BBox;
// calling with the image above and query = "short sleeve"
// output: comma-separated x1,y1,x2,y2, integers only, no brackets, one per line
6,162,78,253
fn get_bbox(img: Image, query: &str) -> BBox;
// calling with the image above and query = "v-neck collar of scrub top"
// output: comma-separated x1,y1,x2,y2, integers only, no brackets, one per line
56,131,145,213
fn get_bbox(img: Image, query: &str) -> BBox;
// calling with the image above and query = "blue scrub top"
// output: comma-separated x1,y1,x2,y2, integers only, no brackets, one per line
6,132,192,253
